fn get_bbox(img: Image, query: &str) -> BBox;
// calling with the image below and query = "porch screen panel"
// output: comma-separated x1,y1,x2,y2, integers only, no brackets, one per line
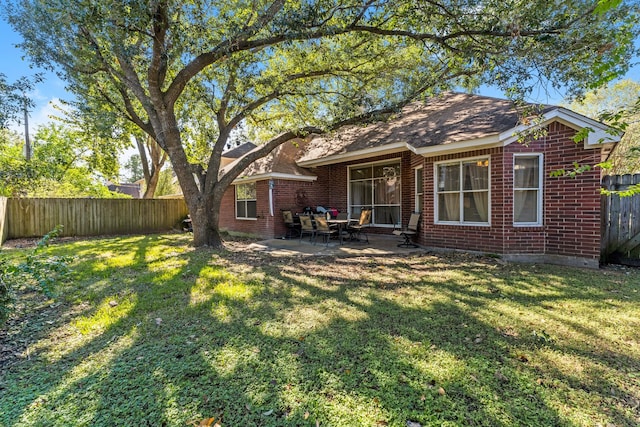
349,161,400,225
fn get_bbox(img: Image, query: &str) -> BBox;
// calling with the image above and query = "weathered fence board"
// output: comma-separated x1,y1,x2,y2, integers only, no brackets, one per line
4,198,189,240
601,174,640,264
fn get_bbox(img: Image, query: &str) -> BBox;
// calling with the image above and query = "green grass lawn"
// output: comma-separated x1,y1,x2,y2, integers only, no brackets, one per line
1,234,639,427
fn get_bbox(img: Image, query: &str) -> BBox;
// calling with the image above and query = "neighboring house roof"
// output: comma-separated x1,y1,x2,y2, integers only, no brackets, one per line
224,140,317,183
107,183,141,198
298,92,620,167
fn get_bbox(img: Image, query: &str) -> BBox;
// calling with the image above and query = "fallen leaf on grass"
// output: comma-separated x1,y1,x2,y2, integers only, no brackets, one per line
304,411,309,420
438,387,446,395
186,417,217,427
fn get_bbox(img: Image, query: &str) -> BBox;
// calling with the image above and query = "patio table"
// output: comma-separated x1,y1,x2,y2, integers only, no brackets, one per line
327,219,349,245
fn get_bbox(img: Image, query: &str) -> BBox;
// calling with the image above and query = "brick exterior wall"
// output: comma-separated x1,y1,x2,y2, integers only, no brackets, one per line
219,121,603,262
418,121,602,260
420,147,506,253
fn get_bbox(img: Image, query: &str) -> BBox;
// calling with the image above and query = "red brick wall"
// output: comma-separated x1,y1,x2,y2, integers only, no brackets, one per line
420,147,506,253
540,122,601,259
417,122,602,260
219,180,275,238
219,176,335,239
499,122,601,259
219,121,602,260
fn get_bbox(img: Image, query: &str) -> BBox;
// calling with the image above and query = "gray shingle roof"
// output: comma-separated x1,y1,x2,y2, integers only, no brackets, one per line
222,142,258,159
221,139,316,180
298,92,554,162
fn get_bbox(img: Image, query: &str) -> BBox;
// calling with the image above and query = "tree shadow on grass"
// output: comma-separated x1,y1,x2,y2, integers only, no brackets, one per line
1,242,639,426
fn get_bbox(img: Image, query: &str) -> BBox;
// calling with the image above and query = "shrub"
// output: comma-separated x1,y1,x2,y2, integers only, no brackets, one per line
0,225,72,326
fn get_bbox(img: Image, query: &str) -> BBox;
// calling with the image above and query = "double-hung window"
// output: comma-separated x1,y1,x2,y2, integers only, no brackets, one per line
436,158,490,224
514,154,543,226
235,182,257,219
349,161,401,226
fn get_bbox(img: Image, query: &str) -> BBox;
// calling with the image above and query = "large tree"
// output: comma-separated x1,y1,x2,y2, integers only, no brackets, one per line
5,0,638,247
0,123,124,197
566,79,640,175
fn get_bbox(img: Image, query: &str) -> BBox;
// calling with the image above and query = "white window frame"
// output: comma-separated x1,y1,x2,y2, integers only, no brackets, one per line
347,159,401,227
513,153,543,227
235,182,257,220
414,166,423,213
434,155,491,226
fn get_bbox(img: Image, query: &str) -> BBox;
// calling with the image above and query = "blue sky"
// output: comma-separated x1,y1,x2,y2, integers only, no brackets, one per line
1,17,638,138
0,18,68,133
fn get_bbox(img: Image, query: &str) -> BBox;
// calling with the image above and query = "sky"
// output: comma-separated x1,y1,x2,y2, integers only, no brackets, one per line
0,18,67,135
1,16,639,140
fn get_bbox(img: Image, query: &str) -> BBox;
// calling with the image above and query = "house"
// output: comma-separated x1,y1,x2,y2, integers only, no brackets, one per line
218,92,620,267
107,182,142,198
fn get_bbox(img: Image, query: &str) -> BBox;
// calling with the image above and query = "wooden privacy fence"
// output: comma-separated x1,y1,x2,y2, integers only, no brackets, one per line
1,198,189,243
601,174,640,265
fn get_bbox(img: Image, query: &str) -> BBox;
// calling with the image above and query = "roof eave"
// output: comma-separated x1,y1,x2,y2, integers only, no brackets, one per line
233,172,318,184
500,108,622,148
295,107,621,167
413,135,502,157
297,142,408,167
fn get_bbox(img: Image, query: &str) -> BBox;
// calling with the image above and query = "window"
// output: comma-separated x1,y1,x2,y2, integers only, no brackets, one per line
435,157,490,224
235,182,257,219
514,154,543,225
415,166,423,213
349,161,400,226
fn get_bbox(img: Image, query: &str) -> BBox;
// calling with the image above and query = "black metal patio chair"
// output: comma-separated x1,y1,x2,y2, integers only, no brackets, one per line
346,208,371,243
392,212,421,248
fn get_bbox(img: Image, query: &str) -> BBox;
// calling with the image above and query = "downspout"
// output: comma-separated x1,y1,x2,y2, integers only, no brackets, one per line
268,179,274,217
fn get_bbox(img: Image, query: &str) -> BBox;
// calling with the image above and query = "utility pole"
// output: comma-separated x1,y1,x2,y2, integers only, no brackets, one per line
23,96,31,161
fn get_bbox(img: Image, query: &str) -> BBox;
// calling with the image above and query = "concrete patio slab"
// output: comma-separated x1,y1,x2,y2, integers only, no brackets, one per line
243,234,425,257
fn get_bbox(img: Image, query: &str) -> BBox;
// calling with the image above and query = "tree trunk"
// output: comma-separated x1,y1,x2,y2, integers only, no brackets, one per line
136,134,166,199
189,198,223,248
142,168,160,199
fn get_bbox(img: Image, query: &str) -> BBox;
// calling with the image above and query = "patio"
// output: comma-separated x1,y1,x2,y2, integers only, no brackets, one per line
241,234,426,257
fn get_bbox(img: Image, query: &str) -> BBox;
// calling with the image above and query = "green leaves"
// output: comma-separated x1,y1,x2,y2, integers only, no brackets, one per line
595,0,623,15
0,225,73,326
0,73,43,129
